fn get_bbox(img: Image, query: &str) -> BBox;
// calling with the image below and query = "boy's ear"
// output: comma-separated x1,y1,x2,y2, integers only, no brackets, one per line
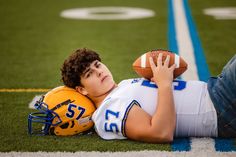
75,86,88,96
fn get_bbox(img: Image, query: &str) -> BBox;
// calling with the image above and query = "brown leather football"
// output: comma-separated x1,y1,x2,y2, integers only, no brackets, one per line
132,49,188,79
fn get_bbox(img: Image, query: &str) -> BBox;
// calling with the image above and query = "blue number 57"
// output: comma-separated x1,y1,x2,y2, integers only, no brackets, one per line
104,110,119,133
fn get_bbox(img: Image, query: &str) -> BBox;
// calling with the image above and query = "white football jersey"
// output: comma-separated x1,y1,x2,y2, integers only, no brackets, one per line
92,78,218,140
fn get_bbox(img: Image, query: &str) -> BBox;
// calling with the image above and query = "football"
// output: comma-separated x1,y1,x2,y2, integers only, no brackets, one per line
132,49,188,79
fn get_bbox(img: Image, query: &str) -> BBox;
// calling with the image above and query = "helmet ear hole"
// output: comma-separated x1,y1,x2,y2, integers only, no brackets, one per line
59,122,69,129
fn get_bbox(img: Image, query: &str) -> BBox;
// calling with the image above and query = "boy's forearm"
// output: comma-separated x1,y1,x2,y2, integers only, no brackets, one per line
151,84,176,140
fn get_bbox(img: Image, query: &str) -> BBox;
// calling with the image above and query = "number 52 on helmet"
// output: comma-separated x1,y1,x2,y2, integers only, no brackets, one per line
28,86,96,136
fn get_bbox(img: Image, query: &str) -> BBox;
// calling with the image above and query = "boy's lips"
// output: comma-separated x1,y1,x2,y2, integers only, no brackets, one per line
101,75,108,82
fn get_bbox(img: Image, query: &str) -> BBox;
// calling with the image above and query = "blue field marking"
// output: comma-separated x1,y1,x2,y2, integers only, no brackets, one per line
168,0,182,80
215,138,236,152
171,138,191,151
182,0,210,81
168,0,178,54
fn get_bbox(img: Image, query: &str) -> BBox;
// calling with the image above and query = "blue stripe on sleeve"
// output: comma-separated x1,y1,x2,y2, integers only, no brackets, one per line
121,100,141,137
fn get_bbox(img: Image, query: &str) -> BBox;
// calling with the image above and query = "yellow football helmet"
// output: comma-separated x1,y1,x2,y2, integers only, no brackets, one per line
28,86,96,136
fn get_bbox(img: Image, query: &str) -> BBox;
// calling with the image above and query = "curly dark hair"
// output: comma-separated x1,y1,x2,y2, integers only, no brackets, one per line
61,48,101,88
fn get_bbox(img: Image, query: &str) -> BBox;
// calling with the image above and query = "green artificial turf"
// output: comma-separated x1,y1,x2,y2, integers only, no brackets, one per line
189,0,236,75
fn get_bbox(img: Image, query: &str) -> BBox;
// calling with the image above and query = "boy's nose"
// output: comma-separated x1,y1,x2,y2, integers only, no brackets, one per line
96,69,103,77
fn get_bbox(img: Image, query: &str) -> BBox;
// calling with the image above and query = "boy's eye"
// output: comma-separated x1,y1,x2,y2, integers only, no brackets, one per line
86,71,92,78
96,63,101,68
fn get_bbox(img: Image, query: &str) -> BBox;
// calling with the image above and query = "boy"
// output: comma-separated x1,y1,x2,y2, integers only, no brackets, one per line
61,48,236,143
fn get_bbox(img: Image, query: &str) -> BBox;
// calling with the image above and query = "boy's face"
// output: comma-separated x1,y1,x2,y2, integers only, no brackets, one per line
77,60,115,98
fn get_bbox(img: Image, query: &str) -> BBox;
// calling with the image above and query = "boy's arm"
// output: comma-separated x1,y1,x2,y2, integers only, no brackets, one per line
125,54,176,143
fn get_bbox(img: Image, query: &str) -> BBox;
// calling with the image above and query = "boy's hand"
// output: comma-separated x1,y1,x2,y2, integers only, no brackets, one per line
149,53,176,86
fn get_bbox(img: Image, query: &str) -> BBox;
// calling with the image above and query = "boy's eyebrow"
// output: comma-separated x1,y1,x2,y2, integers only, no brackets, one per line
82,61,98,76
82,68,91,76
94,61,98,66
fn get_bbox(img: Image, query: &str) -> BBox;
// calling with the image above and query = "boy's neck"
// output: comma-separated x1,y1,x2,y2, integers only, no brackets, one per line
93,84,117,108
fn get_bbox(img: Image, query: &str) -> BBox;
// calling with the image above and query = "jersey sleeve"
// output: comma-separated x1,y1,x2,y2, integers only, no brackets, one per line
92,97,140,140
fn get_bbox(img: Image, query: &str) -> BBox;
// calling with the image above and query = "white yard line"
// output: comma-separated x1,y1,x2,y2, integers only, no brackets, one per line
191,137,215,153
0,151,235,157
173,0,199,80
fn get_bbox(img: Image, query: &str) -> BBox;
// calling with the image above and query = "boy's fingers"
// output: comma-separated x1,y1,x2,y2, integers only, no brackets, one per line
164,55,170,67
149,57,156,71
170,63,176,71
157,53,163,67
